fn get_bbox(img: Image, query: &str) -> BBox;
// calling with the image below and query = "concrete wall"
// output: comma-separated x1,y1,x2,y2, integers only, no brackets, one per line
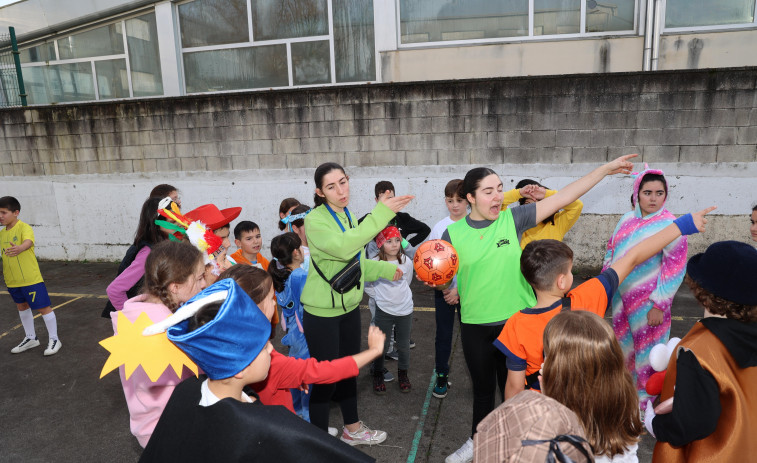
1,68,755,268
381,30,757,82
381,37,644,82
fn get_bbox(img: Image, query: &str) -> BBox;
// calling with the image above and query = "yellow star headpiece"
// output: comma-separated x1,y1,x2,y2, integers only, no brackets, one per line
99,311,199,382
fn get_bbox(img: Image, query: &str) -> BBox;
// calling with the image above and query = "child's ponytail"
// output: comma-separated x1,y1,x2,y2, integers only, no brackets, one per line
143,241,203,312
268,232,303,292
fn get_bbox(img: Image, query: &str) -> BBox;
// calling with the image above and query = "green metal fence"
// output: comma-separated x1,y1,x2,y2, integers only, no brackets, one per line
0,27,27,107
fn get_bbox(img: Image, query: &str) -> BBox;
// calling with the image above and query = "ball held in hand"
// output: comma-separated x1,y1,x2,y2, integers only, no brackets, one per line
413,240,459,285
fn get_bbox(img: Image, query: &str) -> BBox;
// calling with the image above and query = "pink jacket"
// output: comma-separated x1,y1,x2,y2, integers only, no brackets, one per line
111,294,194,447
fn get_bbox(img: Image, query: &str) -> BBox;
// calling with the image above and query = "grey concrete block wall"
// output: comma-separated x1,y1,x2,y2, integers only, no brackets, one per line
1,68,756,177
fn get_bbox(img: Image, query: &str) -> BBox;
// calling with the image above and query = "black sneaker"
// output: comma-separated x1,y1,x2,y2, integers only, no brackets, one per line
409,339,416,349
398,369,411,393
373,373,386,395
432,373,449,398
369,366,394,382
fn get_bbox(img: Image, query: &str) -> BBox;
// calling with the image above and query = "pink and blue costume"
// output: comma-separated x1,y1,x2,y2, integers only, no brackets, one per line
602,166,688,406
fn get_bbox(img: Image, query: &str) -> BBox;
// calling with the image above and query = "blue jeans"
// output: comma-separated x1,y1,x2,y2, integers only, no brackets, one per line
434,290,460,376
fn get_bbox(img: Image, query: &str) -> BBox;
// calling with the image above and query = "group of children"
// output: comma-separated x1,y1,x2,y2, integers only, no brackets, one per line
3,162,756,462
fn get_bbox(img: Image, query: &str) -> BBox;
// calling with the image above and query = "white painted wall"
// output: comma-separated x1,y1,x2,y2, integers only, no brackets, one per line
4,162,755,267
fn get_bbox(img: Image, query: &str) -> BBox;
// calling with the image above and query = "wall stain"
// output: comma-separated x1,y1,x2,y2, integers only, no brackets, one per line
599,41,610,73
688,38,704,69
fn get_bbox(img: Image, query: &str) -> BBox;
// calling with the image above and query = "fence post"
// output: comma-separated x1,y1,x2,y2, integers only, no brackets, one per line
8,26,27,106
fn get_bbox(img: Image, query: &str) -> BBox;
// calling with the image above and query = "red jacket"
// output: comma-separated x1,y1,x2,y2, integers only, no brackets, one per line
251,350,358,412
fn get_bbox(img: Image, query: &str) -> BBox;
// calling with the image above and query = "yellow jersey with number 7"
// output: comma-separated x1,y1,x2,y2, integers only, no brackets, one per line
0,220,43,288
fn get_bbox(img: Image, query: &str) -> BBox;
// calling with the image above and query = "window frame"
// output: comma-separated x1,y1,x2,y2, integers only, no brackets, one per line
17,7,161,104
661,0,757,33
395,0,640,49
175,0,379,96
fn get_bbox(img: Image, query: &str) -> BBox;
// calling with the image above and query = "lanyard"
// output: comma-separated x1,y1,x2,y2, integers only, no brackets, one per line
324,204,353,232
324,204,360,261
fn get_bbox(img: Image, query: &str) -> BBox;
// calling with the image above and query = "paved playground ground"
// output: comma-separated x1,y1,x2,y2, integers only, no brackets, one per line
0,261,706,462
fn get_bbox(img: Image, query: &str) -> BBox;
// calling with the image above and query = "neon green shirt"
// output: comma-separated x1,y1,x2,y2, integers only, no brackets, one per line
302,202,397,317
445,208,536,324
0,220,44,287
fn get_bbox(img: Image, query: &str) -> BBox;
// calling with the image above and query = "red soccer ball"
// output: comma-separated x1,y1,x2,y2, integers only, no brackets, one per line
413,239,459,285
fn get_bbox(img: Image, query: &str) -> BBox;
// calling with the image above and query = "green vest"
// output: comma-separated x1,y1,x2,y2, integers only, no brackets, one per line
447,210,536,324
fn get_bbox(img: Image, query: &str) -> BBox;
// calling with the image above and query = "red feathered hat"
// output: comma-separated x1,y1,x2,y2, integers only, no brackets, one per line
184,204,242,231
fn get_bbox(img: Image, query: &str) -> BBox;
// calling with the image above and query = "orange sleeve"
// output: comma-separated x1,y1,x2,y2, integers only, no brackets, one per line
494,317,528,371
257,253,270,271
568,277,609,317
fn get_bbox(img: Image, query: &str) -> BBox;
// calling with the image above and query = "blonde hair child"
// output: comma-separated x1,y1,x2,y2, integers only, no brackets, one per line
542,310,643,462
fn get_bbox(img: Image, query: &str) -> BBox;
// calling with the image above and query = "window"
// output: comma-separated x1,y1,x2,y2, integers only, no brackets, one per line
178,0,377,93
252,0,329,41
333,0,375,82
399,0,636,45
19,12,164,104
665,0,755,28
183,45,288,93
178,0,249,47
23,63,95,105
18,43,55,64
57,23,125,59
125,13,164,97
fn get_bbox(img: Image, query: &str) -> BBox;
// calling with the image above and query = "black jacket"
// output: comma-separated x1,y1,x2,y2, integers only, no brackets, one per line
141,376,375,463
358,211,430,247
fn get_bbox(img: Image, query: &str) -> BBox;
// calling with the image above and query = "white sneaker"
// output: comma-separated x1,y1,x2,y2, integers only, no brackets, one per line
340,421,387,446
445,437,474,463
44,339,62,356
327,427,338,437
11,337,40,354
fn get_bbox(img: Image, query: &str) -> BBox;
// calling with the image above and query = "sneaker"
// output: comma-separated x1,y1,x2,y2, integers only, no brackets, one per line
398,369,411,393
340,422,387,446
433,373,450,399
409,339,416,349
11,337,40,354
44,339,62,356
373,372,386,395
369,366,395,382
445,437,474,463
384,349,399,361
327,427,338,437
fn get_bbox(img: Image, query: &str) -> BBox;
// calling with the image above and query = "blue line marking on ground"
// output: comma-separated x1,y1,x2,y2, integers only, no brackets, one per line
407,370,436,463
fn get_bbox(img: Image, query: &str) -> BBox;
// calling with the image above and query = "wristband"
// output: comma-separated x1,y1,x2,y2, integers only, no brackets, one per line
673,213,698,236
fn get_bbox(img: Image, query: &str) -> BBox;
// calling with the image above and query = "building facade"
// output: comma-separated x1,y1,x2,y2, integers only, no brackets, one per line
0,0,755,264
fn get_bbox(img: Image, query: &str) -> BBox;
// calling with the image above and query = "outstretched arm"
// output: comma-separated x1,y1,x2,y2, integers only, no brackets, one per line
535,154,637,224
610,206,715,284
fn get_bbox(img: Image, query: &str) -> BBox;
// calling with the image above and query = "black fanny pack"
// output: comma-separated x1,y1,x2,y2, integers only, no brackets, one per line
311,253,362,311
312,204,363,310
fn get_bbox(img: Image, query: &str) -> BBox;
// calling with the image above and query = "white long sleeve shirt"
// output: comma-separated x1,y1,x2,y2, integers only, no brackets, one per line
364,256,414,316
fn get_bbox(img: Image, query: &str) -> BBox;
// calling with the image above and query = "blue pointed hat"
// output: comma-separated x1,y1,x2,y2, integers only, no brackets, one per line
143,279,270,380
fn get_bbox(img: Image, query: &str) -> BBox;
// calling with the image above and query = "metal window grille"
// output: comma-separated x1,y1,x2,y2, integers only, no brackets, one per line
0,28,27,107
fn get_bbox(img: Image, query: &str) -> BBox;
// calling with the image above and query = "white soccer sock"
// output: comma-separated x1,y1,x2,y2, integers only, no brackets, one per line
19,308,36,339
42,312,59,341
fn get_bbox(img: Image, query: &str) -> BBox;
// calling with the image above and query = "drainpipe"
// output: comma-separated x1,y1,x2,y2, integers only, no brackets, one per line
642,0,654,71
650,0,663,70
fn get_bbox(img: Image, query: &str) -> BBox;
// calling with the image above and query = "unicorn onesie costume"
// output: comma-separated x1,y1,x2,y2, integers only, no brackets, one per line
602,165,688,406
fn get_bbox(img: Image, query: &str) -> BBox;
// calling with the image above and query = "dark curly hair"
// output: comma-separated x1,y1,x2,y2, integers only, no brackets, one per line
685,275,757,323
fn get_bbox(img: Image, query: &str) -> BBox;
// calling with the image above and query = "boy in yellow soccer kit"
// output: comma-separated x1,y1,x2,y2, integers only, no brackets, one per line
0,196,61,355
